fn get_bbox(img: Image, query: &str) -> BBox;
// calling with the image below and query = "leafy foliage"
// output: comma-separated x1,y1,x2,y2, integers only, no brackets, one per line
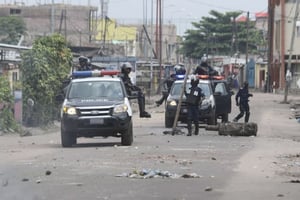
180,10,265,58
0,76,19,132
21,34,72,126
0,16,26,44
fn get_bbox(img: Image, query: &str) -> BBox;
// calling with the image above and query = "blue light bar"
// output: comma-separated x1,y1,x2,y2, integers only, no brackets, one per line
72,71,93,78
71,70,120,78
176,74,185,80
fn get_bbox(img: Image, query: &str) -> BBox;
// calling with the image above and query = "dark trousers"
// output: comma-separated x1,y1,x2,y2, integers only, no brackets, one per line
187,105,199,134
235,103,250,123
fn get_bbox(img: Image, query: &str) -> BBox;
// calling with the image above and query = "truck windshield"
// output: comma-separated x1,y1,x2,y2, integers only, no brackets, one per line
68,81,124,100
171,82,211,97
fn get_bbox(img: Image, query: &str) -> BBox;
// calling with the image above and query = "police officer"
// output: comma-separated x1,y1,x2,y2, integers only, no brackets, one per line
233,81,253,123
174,64,186,76
119,62,151,118
155,73,176,106
194,55,218,76
77,56,92,71
185,76,204,136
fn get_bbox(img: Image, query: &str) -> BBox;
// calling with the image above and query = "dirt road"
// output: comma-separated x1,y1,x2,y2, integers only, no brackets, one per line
0,92,299,200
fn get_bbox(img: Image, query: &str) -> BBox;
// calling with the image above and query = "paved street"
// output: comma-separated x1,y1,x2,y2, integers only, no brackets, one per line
0,92,300,200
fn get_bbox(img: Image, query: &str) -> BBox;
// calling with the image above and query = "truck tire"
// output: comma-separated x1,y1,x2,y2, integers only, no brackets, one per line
61,128,76,147
165,115,174,128
121,121,133,146
208,110,217,125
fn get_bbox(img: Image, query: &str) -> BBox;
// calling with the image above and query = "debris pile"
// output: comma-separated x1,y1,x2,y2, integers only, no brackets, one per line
116,169,201,179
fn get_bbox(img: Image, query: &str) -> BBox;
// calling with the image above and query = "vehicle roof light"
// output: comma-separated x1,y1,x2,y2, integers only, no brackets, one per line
196,75,225,80
72,70,120,78
176,74,185,80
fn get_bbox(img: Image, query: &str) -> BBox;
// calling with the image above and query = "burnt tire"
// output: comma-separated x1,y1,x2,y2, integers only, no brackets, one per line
121,121,133,146
61,128,76,147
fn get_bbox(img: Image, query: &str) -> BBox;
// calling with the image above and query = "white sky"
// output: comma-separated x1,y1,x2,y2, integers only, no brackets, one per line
2,0,268,35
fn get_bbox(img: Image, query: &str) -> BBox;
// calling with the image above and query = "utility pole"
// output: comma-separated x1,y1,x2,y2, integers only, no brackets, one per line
51,0,55,34
245,11,249,83
267,0,274,93
284,0,300,103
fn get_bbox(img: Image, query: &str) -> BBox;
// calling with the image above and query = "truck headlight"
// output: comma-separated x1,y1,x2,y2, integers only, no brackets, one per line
201,99,211,108
63,106,77,115
168,100,177,106
113,104,128,114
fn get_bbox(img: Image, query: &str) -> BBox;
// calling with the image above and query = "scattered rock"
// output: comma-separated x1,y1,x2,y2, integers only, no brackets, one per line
290,180,300,183
45,170,52,176
2,179,8,187
204,187,213,191
22,178,29,182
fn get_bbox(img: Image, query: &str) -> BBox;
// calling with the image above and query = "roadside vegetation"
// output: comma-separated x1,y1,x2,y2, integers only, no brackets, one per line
180,10,266,58
21,34,73,127
0,76,20,133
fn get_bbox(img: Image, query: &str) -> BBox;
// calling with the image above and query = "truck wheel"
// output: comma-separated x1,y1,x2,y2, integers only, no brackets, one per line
208,111,217,125
121,121,133,146
165,115,174,128
61,128,76,147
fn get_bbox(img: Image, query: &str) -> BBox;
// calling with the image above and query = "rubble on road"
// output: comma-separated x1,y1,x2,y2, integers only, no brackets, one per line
115,169,202,179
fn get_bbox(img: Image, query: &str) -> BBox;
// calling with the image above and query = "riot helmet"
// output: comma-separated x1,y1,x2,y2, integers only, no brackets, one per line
121,62,133,74
174,64,186,75
79,56,89,64
190,75,199,87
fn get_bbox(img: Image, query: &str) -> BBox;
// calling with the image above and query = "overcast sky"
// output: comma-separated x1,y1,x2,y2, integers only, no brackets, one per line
3,0,268,35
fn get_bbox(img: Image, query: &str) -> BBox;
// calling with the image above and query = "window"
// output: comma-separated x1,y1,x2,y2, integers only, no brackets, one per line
215,83,228,95
10,9,21,15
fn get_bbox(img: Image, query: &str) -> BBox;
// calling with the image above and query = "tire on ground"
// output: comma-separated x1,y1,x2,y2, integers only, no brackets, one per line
121,120,133,146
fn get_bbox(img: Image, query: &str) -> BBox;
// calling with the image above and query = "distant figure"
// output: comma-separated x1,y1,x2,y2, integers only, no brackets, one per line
233,81,253,123
184,76,204,136
264,72,271,93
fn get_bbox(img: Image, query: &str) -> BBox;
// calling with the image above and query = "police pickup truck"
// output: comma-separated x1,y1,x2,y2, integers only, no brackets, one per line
57,70,134,147
165,74,233,127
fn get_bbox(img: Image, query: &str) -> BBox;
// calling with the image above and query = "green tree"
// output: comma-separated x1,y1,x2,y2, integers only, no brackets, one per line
0,16,26,44
21,34,72,126
180,10,264,58
0,76,19,132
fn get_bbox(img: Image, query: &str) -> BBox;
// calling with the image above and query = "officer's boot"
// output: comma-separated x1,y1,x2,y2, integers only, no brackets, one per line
138,96,151,118
194,122,199,135
187,120,192,136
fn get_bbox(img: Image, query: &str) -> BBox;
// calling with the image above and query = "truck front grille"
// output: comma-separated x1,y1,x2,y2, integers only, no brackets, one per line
77,106,112,117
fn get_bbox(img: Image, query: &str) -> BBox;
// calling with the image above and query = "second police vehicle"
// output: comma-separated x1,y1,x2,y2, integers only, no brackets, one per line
165,74,233,128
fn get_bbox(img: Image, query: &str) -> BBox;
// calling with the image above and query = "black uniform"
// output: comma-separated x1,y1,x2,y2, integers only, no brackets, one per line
155,74,176,106
233,82,253,123
185,79,204,136
119,64,151,118
194,61,218,76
